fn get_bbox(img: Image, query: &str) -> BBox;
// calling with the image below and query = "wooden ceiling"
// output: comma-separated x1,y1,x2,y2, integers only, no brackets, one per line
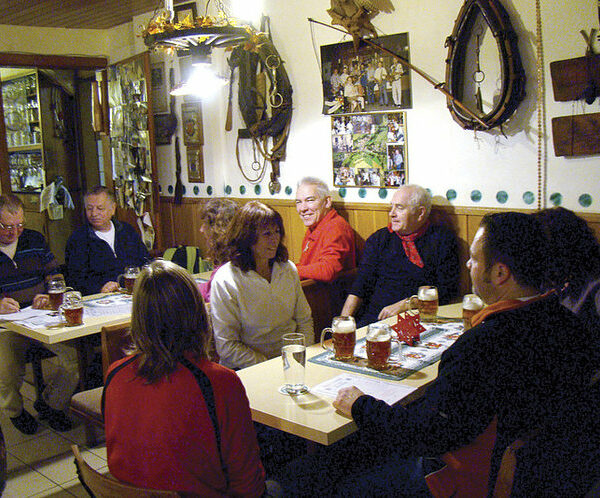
0,0,163,30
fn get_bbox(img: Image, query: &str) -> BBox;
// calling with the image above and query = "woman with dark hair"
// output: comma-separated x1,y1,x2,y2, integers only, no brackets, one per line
198,198,240,303
210,201,313,370
534,207,600,332
103,260,266,496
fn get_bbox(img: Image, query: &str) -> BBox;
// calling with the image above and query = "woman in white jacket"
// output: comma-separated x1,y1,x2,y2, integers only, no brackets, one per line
210,201,313,370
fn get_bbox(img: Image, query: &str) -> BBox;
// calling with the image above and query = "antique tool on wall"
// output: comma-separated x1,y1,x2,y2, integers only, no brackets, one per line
174,136,184,204
153,68,178,144
225,64,235,131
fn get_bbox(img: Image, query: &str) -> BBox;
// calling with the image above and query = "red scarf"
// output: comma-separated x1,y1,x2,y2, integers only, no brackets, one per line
388,221,430,268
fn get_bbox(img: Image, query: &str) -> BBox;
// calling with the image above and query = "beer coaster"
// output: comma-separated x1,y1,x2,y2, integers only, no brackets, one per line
278,385,310,396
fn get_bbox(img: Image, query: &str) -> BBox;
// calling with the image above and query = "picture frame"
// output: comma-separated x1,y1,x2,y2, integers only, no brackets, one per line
320,32,412,115
181,102,204,146
150,61,168,115
173,2,198,24
332,111,407,188
187,147,205,183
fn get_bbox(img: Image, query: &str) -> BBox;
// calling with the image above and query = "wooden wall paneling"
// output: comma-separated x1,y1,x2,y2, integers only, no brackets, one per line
171,201,201,248
159,200,174,249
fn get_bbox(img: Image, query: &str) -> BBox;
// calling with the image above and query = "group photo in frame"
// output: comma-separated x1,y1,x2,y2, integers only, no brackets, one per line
187,147,205,183
332,111,407,188
320,32,412,115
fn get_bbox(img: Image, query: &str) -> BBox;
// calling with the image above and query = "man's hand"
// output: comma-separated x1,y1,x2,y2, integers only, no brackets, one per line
0,297,20,314
32,294,49,309
101,281,120,293
333,386,365,417
378,298,411,320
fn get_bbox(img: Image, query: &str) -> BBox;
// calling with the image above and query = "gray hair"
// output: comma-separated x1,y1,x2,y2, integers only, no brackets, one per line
297,177,330,200
84,186,116,203
0,194,24,215
404,184,432,218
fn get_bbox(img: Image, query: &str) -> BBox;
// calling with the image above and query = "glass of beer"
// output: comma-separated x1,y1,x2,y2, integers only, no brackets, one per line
366,323,394,370
118,266,140,294
60,291,84,327
281,333,308,395
417,285,439,321
320,316,356,361
462,294,485,330
47,276,71,311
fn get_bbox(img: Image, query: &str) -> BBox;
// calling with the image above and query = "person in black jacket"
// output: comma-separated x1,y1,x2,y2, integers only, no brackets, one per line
281,212,600,497
65,186,149,296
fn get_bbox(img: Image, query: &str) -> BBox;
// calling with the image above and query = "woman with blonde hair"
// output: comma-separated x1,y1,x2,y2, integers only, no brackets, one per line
103,260,266,496
210,201,313,370
198,198,239,302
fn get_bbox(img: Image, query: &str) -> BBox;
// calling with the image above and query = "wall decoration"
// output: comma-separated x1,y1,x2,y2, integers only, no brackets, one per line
332,111,407,188
186,147,204,183
181,103,204,146
320,33,412,115
173,2,198,24
150,61,168,114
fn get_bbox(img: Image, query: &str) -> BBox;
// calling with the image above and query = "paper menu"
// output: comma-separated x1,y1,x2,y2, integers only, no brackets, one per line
311,373,416,406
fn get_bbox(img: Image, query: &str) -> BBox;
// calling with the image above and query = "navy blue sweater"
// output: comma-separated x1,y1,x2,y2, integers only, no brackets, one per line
351,224,460,326
65,220,149,296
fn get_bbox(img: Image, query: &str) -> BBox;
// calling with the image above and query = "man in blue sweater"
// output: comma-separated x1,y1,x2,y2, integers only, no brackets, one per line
341,184,459,327
65,186,149,296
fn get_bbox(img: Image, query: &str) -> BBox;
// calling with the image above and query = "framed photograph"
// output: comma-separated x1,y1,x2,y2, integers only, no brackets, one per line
187,147,205,183
173,2,197,24
320,32,412,115
332,111,407,188
181,103,204,146
150,62,168,114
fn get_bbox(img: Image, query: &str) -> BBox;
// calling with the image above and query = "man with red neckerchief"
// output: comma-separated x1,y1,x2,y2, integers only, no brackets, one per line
341,184,459,327
306,212,600,497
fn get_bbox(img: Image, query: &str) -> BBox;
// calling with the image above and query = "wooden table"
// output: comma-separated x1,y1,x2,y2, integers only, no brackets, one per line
237,302,463,446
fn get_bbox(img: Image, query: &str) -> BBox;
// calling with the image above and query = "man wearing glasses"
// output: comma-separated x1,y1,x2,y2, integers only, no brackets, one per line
0,194,77,435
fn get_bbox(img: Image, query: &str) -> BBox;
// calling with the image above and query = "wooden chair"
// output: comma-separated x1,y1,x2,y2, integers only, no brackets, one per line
70,322,132,446
71,444,179,497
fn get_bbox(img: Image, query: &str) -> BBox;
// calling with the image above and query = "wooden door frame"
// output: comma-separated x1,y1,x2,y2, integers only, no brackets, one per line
0,53,107,193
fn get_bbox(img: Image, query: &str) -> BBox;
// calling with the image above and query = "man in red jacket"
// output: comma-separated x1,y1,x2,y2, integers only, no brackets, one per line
295,177,355,282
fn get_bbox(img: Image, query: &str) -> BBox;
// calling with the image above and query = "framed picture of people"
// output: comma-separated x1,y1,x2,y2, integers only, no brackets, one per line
187,146,205,183
332,111,407,188
320,32,412,115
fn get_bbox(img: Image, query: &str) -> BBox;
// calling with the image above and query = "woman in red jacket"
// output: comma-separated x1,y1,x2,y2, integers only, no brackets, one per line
103,259,267,497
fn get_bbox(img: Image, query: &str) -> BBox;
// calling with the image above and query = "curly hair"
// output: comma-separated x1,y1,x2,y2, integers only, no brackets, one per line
199,199,239,265
223,201,288,272
129,260,210,383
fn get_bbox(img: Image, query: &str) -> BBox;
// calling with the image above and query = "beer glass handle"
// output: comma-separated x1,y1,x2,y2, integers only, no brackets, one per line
117,274,125,288
408,295,419,309
320,327,334,352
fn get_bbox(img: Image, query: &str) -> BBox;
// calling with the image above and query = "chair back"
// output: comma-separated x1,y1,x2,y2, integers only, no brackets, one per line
163,245,211,274
101,322,133,378
71,445,179,497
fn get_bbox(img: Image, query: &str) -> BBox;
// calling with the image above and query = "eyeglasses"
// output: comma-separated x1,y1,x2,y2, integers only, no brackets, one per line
0,222,24,231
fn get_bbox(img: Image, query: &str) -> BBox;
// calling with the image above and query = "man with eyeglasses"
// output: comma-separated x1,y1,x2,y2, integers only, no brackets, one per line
0,194,77,434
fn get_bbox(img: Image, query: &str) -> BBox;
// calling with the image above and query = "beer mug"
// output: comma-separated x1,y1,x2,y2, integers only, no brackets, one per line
462,294,485,330
47,275,72,311
117,266,140,294
320,316,356,361
60,291,84,327
417,285,439,320
366,323,396,370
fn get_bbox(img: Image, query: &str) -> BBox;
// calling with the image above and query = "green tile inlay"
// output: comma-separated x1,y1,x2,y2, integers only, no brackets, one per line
338,188,347,198
254,185,261,195
579,193,592,208
193,186,199,195
358,188,367,198
167,185,173,194
206,186,213,195
549,192,562,206
240,185,246,195
224,185,232,195
378,188,388,199
523,191,535,205
285,186,292,195
446,189,457,201
496,191,508,204
470,190,482,202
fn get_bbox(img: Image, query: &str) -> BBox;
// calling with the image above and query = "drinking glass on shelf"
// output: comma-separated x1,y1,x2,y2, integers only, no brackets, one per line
417,285,439,321
281,333,308,395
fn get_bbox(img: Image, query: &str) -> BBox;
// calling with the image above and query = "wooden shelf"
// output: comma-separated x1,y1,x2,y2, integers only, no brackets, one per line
7,144,42,153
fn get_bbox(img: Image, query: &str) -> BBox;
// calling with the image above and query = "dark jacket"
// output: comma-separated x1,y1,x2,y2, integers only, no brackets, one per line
351,224,459,326
65,220,149,295
0,229,58,306
351,295,600,496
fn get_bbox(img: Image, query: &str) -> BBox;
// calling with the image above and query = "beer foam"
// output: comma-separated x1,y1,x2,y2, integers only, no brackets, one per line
333,322,355,333
419,288,438,300
463,294,484,310
366,324,391,341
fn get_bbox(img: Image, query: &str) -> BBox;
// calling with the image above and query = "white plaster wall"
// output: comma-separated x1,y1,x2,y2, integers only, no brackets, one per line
137,0,599,211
